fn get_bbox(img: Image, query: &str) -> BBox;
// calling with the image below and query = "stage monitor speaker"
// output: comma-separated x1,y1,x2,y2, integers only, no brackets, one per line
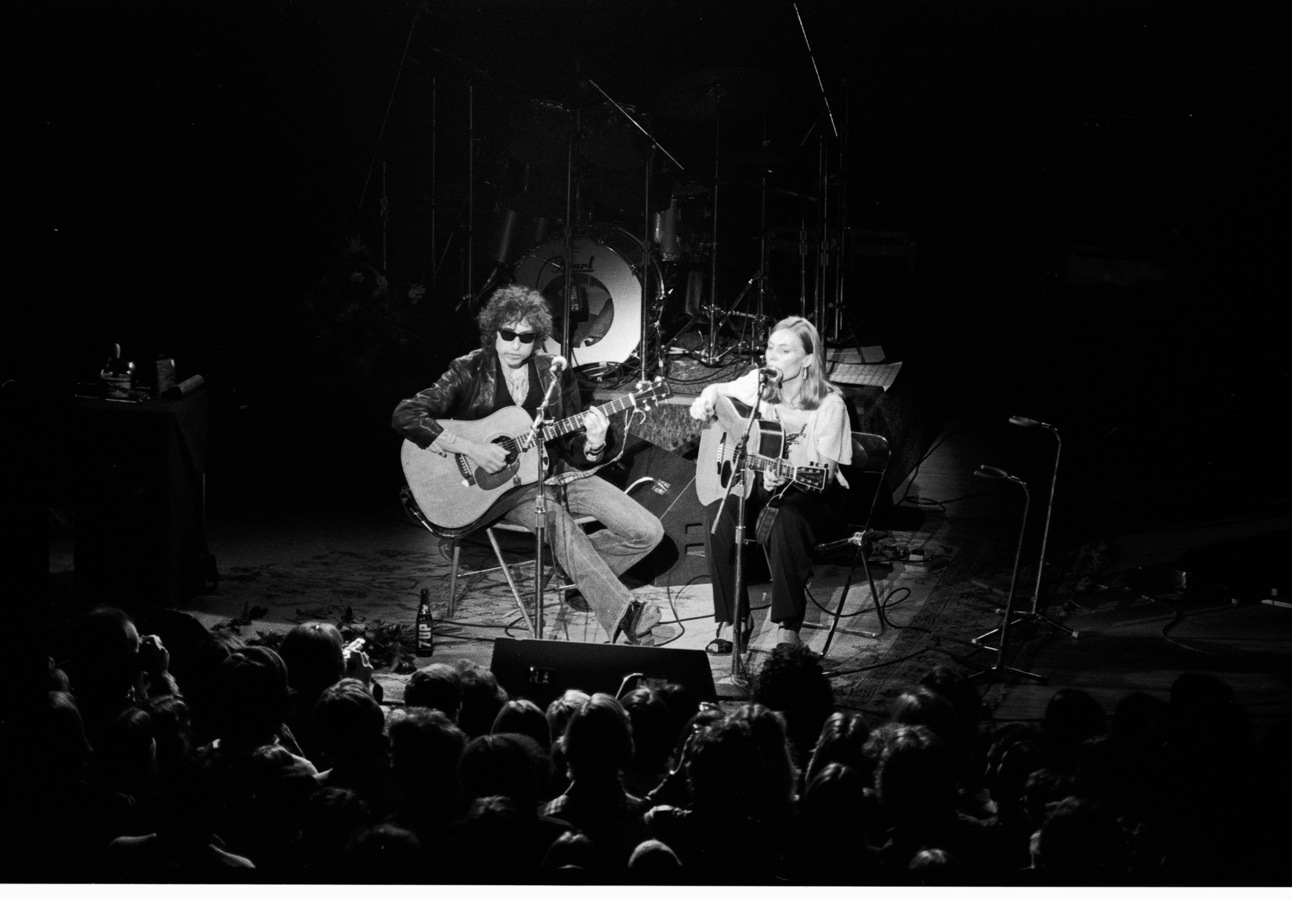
613,435,710,587
490,638,717,708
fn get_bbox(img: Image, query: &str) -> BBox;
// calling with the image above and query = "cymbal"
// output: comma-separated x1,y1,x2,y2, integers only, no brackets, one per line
654,67,768,122
720,180,820,204
670,181,712,197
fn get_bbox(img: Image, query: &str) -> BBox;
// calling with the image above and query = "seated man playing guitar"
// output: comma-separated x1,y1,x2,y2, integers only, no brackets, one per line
689,316,852,651
393,285,665,644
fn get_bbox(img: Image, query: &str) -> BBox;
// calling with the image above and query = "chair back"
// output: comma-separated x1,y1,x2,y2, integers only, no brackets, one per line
840,431,891,528
851,432,890,476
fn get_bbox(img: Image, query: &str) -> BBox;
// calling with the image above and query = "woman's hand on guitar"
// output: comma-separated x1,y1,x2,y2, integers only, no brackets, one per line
762,469,787,492
467,439,510,474
689,387,717,421
582,407,609,448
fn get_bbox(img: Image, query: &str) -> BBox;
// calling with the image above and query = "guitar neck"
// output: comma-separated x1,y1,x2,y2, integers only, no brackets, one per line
539,393,647,442
746,453,797,480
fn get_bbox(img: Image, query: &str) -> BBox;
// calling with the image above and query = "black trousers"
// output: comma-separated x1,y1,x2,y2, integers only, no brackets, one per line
703,483,842,630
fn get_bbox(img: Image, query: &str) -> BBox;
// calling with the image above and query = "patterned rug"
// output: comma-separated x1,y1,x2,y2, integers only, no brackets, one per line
180,513,1033,721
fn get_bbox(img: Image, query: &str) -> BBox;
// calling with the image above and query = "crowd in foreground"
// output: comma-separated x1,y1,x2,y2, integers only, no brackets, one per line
6,605,1290,884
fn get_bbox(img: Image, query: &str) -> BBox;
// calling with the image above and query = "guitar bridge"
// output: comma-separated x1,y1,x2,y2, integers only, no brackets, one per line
454,453,476,487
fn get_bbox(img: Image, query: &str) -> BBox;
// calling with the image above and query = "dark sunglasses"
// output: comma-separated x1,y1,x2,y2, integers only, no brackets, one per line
498,328,539,344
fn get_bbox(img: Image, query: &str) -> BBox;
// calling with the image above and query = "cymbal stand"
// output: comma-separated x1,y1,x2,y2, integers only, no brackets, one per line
585,78,685,381
792,2,859,349
665,99,740,367
717,157,775,358
560,107,579,356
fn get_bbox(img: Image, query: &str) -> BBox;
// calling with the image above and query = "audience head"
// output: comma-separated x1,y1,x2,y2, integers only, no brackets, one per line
404,663,463,721
875,724,959,832
454,660,509,738
216,645,291,747
627,839,683,884
545,687,590,727
620,687,676,776
143,694,194,777
314,677,387,771
799,762,870,856
492,697,551,749
69,606,141,700
685,715,764,818
752,643,835,766
343,823,425,883
34,690,92,785
890,686,962,750
919,664,983,737
563,692,634,781
1023,767,1075,831
298,787,374,879
805,709,871,786
1029,796,1128,883
1042,688,1106,772
728,703,798,814
279,622,345,700
459,732,550,811
386,706,467,794
908,847,966,885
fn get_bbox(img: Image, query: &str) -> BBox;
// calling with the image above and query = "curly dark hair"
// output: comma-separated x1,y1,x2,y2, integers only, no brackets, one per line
477,284,553,348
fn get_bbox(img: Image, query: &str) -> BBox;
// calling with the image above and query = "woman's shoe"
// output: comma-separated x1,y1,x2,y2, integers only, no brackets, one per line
775,626,803,650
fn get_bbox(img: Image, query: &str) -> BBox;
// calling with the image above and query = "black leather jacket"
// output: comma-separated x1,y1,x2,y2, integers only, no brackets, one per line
391,347,616,469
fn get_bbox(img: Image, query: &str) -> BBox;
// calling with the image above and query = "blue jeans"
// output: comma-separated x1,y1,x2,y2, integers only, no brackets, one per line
501,474,664,638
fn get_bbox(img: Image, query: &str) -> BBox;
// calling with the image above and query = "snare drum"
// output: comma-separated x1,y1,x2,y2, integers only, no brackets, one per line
512,225,660,369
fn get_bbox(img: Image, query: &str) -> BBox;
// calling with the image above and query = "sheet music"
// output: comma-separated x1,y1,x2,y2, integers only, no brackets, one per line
824,346,901,390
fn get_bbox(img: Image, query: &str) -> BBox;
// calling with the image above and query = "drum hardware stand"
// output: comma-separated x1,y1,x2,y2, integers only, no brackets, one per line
665,89,736,368
791,2,862,351
585,78,685,382
715,146,778,360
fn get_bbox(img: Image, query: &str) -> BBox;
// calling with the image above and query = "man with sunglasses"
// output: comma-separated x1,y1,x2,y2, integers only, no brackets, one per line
393,285,664,645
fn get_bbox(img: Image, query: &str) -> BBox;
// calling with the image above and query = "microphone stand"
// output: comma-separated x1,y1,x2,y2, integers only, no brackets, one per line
711,370,775,696
584,78,685,381
527,364,565,638
968,466,1047,685
977,417,1078,644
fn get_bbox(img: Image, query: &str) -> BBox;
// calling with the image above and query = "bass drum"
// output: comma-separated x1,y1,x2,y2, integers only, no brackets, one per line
512,226,659,370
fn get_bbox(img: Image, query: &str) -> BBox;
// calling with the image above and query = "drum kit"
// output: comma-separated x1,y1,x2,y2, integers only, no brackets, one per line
463,65,843,382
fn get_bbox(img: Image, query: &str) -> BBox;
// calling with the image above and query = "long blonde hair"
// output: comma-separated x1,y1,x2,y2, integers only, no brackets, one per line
764,316,838,410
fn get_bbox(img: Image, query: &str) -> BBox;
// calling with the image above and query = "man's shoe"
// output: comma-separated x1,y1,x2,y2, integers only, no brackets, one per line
564,590,591,613
613,600,662,645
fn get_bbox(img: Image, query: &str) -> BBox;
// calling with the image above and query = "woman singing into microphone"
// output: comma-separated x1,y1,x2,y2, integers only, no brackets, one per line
689,316,852,652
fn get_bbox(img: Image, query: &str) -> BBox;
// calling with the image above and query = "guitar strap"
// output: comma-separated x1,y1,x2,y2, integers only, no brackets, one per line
543,408,640,488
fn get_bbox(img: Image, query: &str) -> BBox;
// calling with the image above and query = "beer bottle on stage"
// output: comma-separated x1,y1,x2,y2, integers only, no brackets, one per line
415,587,433,657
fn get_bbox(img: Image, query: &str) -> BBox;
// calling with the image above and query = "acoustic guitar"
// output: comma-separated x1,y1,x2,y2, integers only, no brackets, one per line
695,394,829,506
401,378,671,537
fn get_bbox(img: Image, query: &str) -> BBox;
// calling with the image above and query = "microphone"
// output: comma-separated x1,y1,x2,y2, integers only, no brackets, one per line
757,365,782,384
550,355,568,373
1009,415,1056,431
975,465,1009,479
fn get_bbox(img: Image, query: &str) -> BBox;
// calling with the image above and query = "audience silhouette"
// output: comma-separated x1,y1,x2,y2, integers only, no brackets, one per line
8,603,1290,884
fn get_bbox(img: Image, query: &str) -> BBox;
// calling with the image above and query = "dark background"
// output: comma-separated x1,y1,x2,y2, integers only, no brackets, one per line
8,0,1291,545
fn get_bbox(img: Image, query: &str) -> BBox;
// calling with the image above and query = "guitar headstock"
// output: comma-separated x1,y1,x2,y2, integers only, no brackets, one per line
629,377,672,411
796,464,829,493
